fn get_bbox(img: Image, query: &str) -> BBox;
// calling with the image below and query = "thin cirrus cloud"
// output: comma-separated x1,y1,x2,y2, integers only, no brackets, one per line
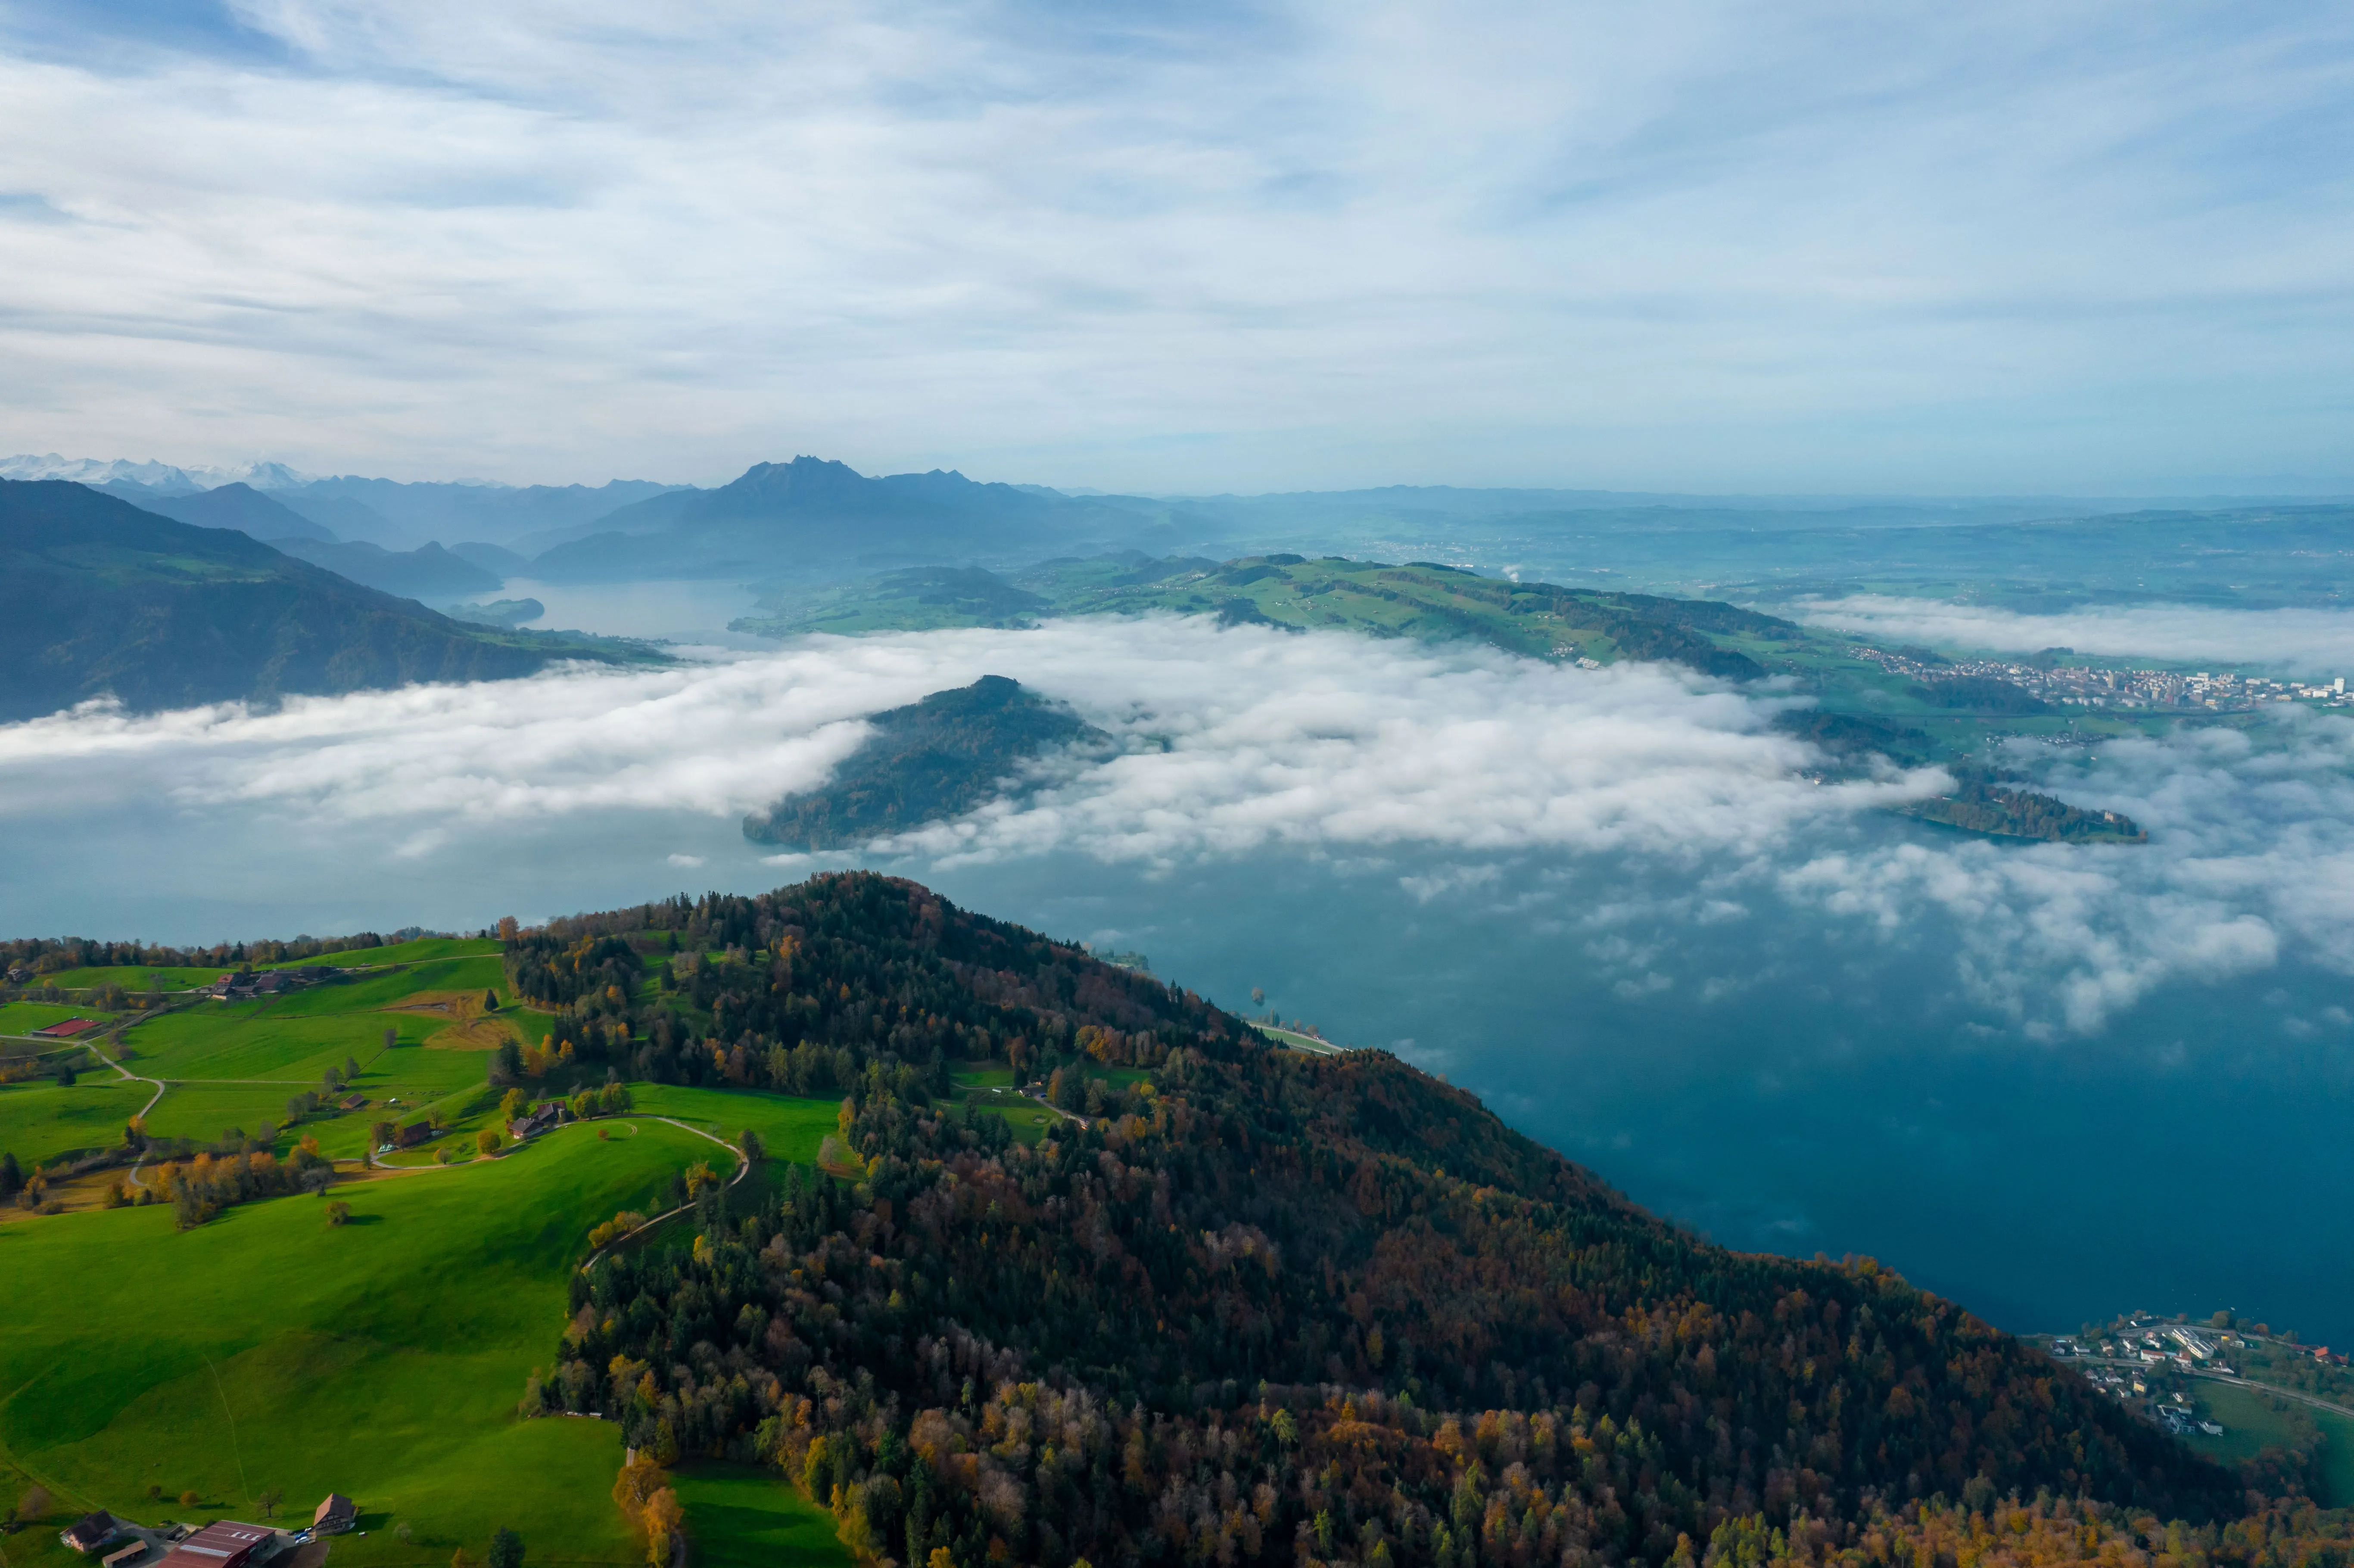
0,2,2349,490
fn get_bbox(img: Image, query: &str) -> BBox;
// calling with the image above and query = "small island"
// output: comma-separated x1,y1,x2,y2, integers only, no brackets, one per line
1904,776,2147,843
742,675,1107,849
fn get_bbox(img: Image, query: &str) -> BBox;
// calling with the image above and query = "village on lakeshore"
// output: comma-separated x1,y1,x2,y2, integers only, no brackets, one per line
1854,646,2354,712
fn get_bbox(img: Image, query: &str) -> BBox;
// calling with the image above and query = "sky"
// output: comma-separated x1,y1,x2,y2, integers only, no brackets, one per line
1,1,2350,492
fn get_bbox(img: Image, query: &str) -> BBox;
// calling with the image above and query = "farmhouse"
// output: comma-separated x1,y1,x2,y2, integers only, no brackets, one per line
59,1511,123,1554
396,1120,437,1148
153,1521,272,1568
508,1103,563,1140
311,1494,356,1534
32,1017,102,1039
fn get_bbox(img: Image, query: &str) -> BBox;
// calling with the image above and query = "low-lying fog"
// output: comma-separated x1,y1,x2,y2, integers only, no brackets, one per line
5,609,2349,1344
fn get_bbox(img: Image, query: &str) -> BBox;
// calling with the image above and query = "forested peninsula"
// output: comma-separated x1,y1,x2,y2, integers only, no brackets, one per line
500,874,2336,1568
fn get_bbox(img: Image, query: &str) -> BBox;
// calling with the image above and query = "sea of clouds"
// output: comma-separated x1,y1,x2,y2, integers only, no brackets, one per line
2,613,2350,1041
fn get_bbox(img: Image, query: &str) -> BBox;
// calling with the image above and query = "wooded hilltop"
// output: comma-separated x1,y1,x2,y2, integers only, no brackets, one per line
504,873,2354,1568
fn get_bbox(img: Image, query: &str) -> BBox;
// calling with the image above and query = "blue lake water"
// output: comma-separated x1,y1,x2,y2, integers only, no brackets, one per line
6,793,2345,1348
3,597,2348,1349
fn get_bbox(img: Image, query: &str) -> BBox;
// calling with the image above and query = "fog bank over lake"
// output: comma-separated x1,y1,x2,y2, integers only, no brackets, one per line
3,609,2348,1347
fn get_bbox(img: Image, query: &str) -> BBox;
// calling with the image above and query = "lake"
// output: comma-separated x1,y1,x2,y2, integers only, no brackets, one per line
3,598,2347,1349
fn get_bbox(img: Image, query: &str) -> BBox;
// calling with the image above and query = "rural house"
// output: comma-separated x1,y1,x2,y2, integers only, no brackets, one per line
508,1103,563,1140
59,1512,123,1554
311,1494,356,1534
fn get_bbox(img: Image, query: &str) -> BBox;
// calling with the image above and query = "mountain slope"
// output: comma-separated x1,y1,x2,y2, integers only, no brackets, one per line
531,457,1159,581
0,479,647,721
510,873,2256,1568
280,475,692,548
114,480,336,542
268,535,504,598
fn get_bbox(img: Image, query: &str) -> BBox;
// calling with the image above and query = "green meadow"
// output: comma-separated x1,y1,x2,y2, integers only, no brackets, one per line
0,1000,117,1038
626,1084,838,1164
2184,1380,2354,1508
0,945,916,1566
667,1465,848,1568
0,1075,149,1167
0,1122,722,1564
282,936,504,968
37,966,227,992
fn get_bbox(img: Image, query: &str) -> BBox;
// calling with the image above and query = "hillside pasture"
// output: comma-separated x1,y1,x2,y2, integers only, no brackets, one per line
280,935,503,968
0,1121,722,1565
33,965,226,992
0,1075,148,1169
669,1465,848,1568
2184,1380,2354,1508
0,1001,120,1039
624,1084,838,1167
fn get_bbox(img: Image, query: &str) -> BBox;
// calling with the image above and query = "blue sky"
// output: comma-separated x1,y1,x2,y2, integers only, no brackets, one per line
0,0,2348,492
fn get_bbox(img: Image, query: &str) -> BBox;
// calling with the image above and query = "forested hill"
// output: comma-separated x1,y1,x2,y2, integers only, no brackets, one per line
511,873,2271,1568
0,479,657,720
743,675,1108,849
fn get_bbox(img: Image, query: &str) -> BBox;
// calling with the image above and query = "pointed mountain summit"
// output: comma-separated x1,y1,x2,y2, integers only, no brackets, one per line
530,455,1158,581
121,480,336,542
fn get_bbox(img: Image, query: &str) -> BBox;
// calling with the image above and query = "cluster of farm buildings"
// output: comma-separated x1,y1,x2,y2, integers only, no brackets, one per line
58,1497,357,1568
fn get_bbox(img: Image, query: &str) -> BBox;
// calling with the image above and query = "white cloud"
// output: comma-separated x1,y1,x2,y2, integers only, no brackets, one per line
0,617,1921,859
3,614,2351,1038
1792,595,2354,675
1771,721,2354,1033
0,3,2350,489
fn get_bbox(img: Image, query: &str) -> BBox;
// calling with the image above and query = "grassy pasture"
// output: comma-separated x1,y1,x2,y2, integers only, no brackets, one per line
120,1004,403,1081
2183,1380,2354,1507
626,1085,838,1166
36,966,225,991
669,1464,847,1568
0,1001,119,1038
0,1122,722,1565
1252,1023,1345,1055
0,1075,148,1168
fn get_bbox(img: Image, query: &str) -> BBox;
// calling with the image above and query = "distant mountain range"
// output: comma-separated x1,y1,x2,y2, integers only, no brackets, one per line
0,454,311,492
0,480,658,722
16,450,2352,611
119,481,335,542
529,456,1203,582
